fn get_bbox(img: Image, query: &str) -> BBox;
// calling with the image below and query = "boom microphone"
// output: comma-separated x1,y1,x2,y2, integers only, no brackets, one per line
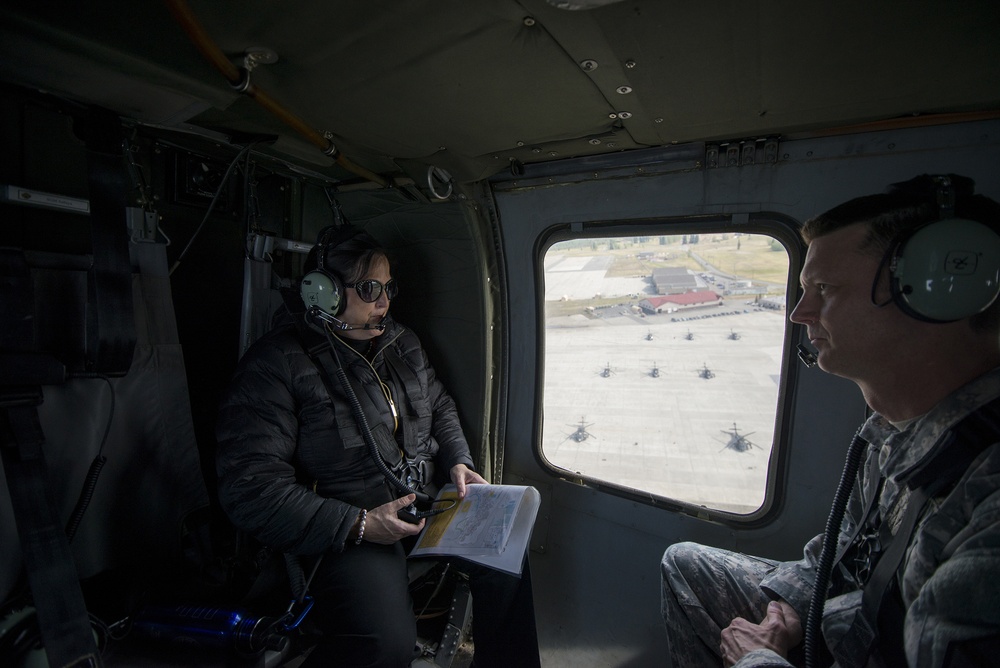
797,344,818,368
306,306,386,331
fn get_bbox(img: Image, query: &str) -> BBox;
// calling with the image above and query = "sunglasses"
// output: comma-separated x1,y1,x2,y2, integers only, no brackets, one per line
344,278,398,303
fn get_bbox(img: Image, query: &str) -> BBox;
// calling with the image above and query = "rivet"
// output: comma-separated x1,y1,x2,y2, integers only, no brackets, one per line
618,111,632,119
608,113,618,119
532,147,542,153
625,59,636,69
580,59,599,71
654,117,664,123
616,86,633,95
606,142,617,148
588,138,601,145
523,16,536,26
516,141,525,147
548,151,558,157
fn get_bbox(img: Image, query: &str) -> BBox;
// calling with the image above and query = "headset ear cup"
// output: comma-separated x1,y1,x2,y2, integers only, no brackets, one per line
890,218,1000,322
300,270,345,316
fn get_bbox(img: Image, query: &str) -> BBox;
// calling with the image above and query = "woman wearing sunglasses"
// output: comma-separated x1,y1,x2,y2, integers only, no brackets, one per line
215,226,540,667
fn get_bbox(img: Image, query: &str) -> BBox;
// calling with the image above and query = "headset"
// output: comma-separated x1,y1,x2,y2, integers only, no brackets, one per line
877,176,1000,323
299,225,360,320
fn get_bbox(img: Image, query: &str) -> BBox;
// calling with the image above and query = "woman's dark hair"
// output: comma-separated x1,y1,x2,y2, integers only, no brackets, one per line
304,225,388,283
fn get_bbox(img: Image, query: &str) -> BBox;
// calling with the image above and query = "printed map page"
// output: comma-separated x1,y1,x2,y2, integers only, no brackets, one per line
417,484,524,555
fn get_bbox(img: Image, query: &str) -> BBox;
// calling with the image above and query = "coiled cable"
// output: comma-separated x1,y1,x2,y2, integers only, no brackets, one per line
65,375,115,542
804,429,869,668
320,327,429,503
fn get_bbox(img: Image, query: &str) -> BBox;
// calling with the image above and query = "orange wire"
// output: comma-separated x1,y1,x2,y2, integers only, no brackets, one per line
163,0,389,187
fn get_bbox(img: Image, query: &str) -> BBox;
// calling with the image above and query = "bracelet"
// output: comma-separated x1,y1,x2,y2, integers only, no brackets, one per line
354,508,367,545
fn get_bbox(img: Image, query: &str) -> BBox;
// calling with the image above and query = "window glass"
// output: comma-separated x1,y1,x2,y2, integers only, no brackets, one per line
541,232,790,514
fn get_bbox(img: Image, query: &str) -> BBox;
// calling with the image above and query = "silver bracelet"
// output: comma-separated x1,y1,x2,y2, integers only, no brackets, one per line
354,508,367,545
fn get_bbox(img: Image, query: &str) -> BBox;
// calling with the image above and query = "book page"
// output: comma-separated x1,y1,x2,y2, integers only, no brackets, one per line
409,484,540,576
417,484,522,555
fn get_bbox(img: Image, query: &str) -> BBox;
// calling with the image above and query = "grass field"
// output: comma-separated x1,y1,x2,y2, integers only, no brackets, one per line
552,233,790,285
544,233,790,320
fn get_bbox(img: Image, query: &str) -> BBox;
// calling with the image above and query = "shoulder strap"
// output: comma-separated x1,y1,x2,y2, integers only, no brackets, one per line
297,330,404,470
1,248,102,666
833,395,1000,666
381,345,422,456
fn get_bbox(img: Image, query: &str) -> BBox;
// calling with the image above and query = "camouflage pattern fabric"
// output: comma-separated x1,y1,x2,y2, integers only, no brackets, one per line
661,542,779,666
661,367,1000,667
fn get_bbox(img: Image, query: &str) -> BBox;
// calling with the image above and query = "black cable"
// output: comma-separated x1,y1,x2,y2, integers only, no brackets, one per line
65,376,115,542
804,429,869,668
320,326,429,503
169,141,258,275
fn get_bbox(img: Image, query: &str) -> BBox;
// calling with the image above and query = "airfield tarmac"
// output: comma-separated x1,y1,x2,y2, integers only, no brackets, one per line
541,262,788,515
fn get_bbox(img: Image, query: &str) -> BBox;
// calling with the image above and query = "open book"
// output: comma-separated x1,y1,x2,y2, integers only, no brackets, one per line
408,484,540,576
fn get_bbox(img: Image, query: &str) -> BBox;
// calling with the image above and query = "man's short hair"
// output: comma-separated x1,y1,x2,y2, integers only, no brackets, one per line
800,174,1000,332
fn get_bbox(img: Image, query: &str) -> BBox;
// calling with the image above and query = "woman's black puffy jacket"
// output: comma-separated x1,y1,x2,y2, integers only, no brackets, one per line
215,317,475,555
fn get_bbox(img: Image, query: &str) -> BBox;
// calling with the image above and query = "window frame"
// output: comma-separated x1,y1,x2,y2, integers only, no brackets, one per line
532,213,806,526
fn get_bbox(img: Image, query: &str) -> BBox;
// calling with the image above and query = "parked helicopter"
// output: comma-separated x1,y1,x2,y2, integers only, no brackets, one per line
650,363,660,378
720,423,756,453
684,330,695,341
645,330,654,341
599,363,615,378
728,330,742,341
566,418,596,443
698,364,715,380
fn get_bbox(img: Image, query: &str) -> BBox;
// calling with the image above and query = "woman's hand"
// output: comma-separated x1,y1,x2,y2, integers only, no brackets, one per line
360,494,425,544
450,463,488,499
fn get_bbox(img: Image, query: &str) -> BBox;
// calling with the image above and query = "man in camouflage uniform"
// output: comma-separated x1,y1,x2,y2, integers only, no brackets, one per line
661,174,1000,667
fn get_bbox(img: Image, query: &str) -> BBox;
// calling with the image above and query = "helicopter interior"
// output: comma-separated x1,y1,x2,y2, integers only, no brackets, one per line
1,0,999,666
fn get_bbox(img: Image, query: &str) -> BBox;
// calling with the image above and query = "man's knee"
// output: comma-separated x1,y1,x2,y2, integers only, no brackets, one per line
661,541,707,579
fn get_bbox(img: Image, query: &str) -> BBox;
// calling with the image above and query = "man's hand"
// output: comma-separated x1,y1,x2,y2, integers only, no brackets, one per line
721,600,803,667
361,494,425,544
450,463,488,499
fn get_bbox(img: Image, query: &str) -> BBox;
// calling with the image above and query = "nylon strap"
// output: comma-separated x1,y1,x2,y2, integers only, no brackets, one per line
832,395,1000,666
82,111,136,375
381,346,421,458
2,402,100,667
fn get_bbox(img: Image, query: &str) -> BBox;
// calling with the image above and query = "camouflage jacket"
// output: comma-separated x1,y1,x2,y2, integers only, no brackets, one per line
742,367,1000,667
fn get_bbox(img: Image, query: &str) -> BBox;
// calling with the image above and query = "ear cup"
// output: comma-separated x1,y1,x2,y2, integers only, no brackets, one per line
889,218,1000,322
300,224,360,318
300,269,345,316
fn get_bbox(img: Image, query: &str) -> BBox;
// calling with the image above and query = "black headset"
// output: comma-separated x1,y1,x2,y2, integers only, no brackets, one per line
299,225,361,318
877,176,1000,323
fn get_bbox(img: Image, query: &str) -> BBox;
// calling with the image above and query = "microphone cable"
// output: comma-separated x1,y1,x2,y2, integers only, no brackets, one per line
66,375,115,542
804,429,869,668
320,327,430,504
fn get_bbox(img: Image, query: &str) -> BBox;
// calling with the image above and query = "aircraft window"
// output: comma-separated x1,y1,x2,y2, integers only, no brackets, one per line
541,232,790,514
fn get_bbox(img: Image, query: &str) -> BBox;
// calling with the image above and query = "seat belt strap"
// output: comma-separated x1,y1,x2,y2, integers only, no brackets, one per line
381,346,420,458
82,111,136,375
2,400,101,667
832,395,1000,666
309,345,403,469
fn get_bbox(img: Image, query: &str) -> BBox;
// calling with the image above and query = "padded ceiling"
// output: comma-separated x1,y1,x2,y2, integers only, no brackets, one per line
0,0,998,184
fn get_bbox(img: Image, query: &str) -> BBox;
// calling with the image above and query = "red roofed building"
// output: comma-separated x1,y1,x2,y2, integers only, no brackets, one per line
638,290,722,314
